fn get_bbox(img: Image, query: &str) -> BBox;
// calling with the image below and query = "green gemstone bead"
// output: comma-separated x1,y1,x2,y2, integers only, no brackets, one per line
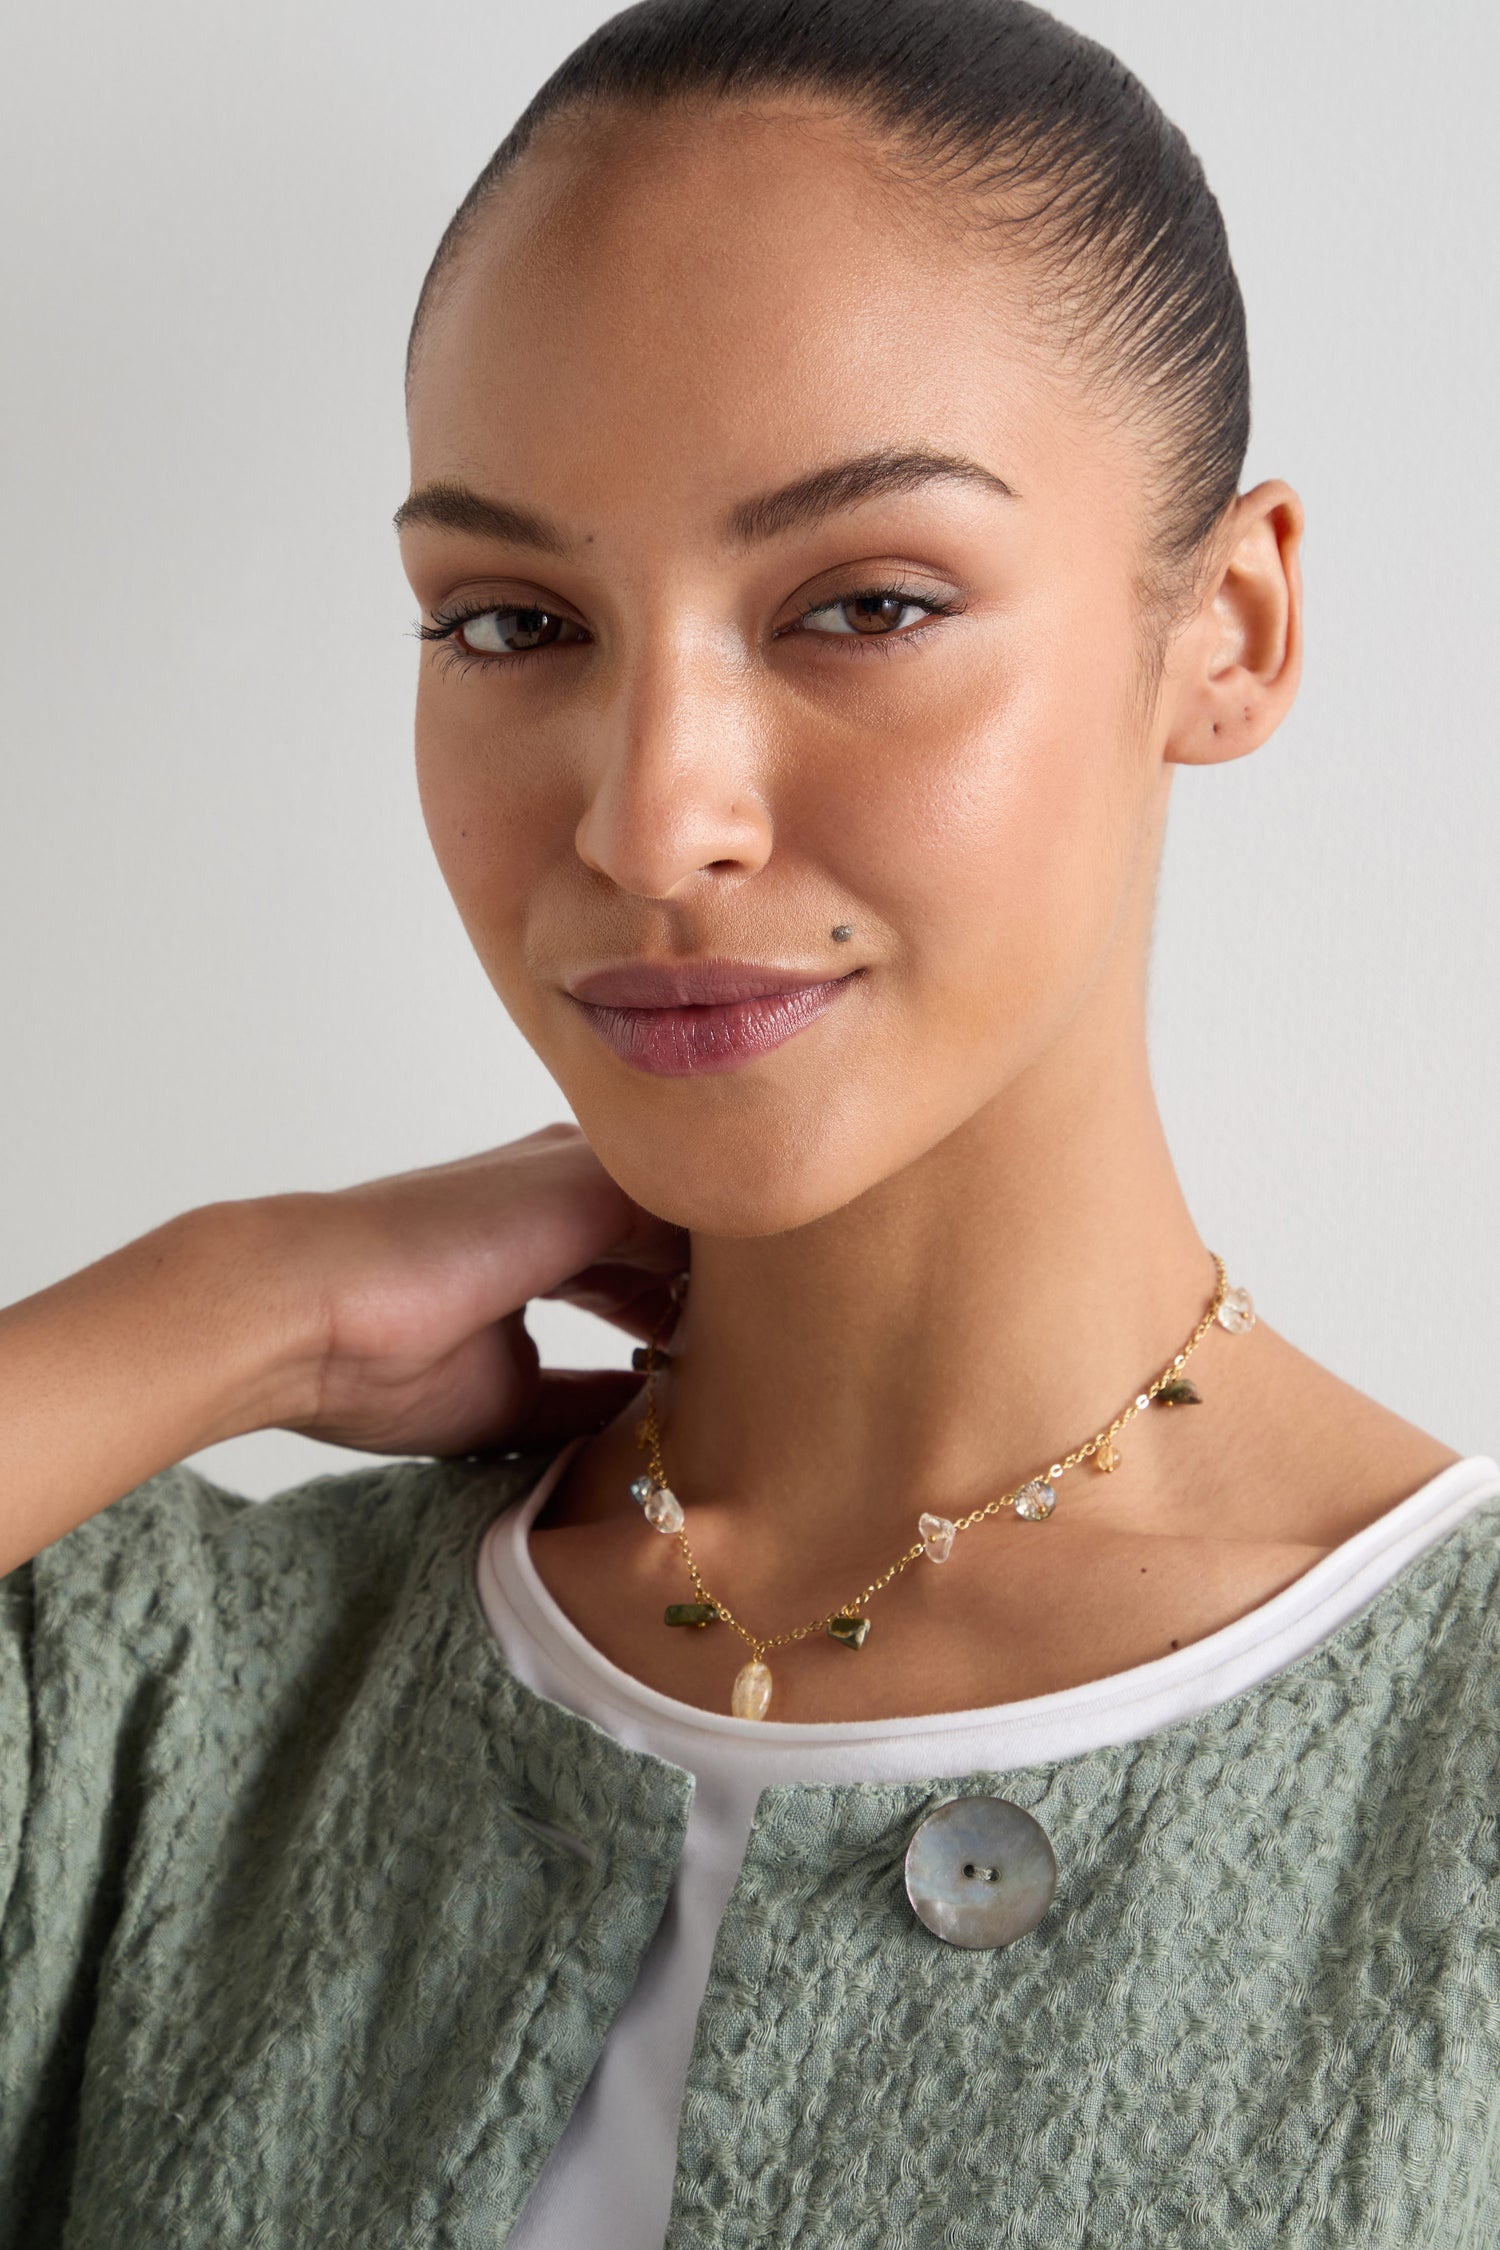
664,1602,720,1628
1156,1378,1203,1406
827,1614,871,1650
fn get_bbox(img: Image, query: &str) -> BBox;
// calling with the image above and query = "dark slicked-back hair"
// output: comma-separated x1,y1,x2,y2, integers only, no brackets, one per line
409,0,1250,612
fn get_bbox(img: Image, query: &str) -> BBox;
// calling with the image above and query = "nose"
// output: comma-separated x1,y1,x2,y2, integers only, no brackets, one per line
573,637,774,900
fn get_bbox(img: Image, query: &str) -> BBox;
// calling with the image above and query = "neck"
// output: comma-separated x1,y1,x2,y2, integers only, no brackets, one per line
657,966,1211,1582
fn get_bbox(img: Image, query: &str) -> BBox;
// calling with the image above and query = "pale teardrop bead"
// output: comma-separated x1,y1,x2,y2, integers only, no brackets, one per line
731,1660,773,1720
644,1486,684,1534
919,1511,956,1564
1217,1284,1256,1334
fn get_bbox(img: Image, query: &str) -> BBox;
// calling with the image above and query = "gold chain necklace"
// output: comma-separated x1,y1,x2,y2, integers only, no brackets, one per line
627,1254,1255,1719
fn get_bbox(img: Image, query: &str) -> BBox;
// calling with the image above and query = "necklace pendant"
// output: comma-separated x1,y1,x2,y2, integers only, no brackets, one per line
731,1659,773,1720
1156,1378,1202,1406
1014,1478,1057,1523
664,1602,719,1628
1217,1284,1256,1333
644,1486,685,1534
1094,1437,1119,1474
827,1613,871,1650
919,1511,956,1563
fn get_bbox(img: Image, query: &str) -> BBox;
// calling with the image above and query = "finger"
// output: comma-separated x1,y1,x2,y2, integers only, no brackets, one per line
603,1207,692,1263
538,1265,686,1342
509,1367,647,1443
375,1136,651,1319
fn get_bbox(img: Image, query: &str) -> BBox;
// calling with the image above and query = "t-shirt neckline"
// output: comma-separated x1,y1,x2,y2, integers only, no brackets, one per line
478,1439,1500,1761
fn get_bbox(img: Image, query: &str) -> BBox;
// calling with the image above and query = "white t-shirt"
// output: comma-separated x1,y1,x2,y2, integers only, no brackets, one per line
476,1440,1500,2250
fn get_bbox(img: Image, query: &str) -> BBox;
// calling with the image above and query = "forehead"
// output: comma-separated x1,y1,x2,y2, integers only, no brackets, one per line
406,102,1119,534
404,103,1160,589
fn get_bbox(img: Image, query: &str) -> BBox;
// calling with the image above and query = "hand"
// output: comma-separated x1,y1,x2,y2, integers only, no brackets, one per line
268,1123,686,1459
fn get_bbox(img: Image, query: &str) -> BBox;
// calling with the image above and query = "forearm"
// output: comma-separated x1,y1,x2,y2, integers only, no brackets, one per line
0,1201,313,1578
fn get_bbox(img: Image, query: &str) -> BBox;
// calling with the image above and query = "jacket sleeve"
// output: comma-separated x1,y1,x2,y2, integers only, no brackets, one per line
0,1463,255,2242
0,1443,528,2246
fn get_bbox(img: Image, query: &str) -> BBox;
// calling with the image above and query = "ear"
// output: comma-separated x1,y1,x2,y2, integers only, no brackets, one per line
1161,479,1304,767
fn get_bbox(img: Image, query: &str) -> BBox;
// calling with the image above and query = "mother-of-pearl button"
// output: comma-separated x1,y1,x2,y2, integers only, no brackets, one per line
904,1795,1058,1948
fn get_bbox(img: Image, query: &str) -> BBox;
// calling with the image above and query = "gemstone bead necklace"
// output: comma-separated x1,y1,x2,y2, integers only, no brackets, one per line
627,1255,1256,1720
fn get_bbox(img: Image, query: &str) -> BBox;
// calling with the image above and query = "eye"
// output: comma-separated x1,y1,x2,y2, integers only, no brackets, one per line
793,586,957,642
419,603,588,657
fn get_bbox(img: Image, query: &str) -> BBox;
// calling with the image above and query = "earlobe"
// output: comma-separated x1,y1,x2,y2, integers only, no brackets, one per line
1163,479,1305,767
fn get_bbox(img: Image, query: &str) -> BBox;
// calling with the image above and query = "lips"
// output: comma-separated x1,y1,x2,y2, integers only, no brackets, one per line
565,957,862,1076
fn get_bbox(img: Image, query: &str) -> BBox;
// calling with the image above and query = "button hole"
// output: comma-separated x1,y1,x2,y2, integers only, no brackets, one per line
963,1862,1001,1884
500,1805,597,1865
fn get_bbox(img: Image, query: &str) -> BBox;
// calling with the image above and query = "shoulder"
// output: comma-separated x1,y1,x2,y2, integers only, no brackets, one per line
1185,1320,1470,1552
1305,1479,1500,1757
1394,1478,1500,1664
22,1438,559,1637
0,1439,567,1920
3,1439,567,1754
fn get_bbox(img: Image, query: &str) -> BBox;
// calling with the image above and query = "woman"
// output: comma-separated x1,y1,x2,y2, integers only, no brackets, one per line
3,0,1496,2242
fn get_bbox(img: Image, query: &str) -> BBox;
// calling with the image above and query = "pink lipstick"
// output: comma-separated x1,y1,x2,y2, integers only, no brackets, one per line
566,959,862,1077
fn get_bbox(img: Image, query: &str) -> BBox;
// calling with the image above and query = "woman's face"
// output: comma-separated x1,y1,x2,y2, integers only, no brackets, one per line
401,101,1179,1234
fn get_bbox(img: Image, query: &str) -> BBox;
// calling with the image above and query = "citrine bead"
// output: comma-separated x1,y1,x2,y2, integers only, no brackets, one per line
664,1602,719,1628
827,1614,870,1649
732,1660,773,1719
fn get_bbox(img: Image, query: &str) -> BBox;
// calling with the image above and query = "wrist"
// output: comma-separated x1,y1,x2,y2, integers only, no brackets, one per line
157,1196,329,1446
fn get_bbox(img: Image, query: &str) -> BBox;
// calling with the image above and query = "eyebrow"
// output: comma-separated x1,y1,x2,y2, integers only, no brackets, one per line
393,447,1016,553
392,482,569,552
723,447,1016,543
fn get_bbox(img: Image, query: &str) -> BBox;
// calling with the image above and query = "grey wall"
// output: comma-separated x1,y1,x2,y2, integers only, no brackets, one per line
2,2,1494,1498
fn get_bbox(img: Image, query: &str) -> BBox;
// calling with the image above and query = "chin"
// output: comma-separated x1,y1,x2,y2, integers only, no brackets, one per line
571,1101,890,1238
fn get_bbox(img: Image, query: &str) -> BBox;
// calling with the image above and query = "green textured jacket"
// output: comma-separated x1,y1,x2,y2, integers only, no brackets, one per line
2,1441,1499,2248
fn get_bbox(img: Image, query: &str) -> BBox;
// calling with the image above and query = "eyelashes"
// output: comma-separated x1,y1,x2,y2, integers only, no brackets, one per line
793,587,963,649
417,603,583,658
415,602,569,681
416,582,964,674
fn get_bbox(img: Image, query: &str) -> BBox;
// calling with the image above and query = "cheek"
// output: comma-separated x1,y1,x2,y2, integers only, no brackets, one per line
808,619,1138,1056
414,687,555,981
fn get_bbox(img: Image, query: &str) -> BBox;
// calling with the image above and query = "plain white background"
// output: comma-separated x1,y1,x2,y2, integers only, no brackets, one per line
1,3,1494,1497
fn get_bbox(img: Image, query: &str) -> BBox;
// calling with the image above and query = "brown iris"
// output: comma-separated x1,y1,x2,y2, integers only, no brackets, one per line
843,594,911,634
491,607,569,651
